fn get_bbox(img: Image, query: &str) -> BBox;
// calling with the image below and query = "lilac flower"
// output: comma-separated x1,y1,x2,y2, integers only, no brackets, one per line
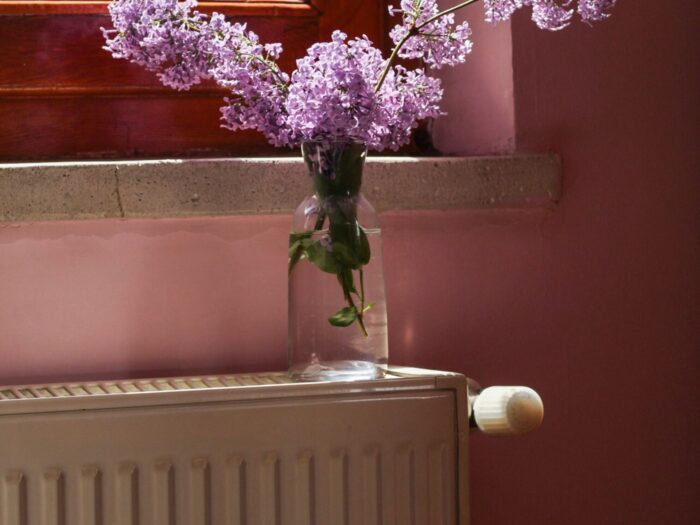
287,31,443,151
206,14,294,147
103,0,216,89
529,1,574,30
104,1,293,146
388,0,473,69
285,31,384,146
483,0,617,29
483,0,525,24
577,0,617,23
104,0,617,152
374,66,444,150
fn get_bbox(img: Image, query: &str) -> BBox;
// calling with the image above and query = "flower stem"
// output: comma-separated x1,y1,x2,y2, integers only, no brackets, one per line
356,267,368,336
416,0,481,31
375,0,481,93
236,51,289,90
313,210,327,231
345,279,369,336
359,267,366,312
374,28,415,94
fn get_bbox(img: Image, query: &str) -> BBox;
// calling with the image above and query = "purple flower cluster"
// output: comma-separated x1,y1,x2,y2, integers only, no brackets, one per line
576,0,617,23
286,31,442,150
483,0,617,30
483,0,524,23
285,32,382,147
103,0,445,151
374,66,443,150
103,0,292,146
104,0,616,151
388,0,473,69
103,0,211,89
530,1,574,30
204,13,293,147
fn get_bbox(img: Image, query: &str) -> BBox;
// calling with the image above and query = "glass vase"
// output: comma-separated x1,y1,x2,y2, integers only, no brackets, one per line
288,141,389,381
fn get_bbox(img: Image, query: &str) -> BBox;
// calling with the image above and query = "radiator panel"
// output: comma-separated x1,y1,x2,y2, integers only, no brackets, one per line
0,369,468,524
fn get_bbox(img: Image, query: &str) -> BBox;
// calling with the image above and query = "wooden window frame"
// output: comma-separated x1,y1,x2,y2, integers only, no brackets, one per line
0,1,390,161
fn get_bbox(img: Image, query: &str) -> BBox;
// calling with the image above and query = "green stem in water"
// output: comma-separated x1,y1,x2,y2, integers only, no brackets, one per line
313,210,327,231
341,271,369,337
359,267,366,313
375,0,482,94
355,267,369,336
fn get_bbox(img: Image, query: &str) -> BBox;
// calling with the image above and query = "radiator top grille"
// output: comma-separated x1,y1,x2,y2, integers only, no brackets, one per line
0,372,292,402
0,367,462,418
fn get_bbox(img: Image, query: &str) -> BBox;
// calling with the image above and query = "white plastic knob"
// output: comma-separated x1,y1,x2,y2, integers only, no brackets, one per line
473,386,544,435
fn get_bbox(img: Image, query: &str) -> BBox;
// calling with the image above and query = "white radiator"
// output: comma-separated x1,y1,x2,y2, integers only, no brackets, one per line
0,367,542,525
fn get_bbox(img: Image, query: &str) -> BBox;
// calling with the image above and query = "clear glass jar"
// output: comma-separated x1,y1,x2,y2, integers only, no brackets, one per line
288,141,389,381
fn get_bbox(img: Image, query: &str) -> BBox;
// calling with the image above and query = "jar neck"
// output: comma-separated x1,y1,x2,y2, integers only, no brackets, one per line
301,141,367,199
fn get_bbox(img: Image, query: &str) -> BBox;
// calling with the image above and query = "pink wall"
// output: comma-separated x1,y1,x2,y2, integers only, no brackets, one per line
0,0,698,523
432,4,516,155
0,209,552,386
470,1,699,523
0,216,290,383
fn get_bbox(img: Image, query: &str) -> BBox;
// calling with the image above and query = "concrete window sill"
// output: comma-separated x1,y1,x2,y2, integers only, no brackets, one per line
0,155,561,222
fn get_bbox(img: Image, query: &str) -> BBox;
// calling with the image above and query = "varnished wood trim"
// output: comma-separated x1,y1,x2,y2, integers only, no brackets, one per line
0,1,316,16
0,86,227,99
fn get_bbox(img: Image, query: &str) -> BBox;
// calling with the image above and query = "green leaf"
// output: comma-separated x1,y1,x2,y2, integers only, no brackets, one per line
328,306,358,327
288,251,303,275
288,239,302,259
332,241,360,269
289,231,313,244
337,268,358,296
329,222,371,268
288,234,315,275
306,241,340,274
357,227,371,265
329,222,353,244
362,303,374,314
288,239,304,275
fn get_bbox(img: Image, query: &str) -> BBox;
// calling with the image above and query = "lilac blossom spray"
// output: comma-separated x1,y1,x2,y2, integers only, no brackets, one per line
104,0,617,380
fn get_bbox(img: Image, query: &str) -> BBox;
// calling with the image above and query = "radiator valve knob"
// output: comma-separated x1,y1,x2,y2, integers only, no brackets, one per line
473,386,543,435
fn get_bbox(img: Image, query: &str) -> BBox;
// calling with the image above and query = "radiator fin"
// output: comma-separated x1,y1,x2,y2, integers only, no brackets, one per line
328,449,349,525
189,458,211,525
152,460,173,525
78,466,101,525
40,468,64,525
2,471,26,525
361,447,381,525
429,443,449,525
259,452,280,525
115,463,138,525
396,445,416,525
224,456,246,525
293,451,314,525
